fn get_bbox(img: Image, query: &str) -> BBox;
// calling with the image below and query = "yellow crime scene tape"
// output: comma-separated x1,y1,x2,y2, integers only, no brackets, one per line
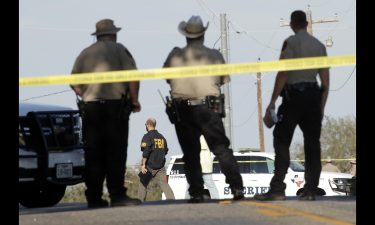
19,55,355,86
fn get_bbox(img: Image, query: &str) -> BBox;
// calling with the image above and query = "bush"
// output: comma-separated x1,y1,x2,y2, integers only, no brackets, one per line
61,167,163,203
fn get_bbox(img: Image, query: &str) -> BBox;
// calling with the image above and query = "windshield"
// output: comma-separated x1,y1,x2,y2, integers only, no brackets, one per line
290,161,305,172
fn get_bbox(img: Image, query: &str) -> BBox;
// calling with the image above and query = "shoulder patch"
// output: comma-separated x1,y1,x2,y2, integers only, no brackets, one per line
141,142,147,148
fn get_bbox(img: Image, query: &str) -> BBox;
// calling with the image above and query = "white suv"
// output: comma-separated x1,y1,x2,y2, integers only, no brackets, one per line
165,149,353,199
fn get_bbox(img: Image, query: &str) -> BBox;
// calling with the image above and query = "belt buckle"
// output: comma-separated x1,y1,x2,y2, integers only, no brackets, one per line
187,99,205,106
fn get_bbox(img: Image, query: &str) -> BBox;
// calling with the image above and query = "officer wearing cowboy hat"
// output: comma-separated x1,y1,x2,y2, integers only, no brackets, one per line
71,18,141,208
163,15,244,203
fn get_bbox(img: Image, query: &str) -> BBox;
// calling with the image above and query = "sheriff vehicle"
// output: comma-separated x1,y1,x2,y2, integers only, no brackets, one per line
165,149,353,199
19,103,85,208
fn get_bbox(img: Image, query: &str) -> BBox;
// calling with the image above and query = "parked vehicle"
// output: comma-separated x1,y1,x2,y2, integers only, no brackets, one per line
19,103,85,208
165,149,353,199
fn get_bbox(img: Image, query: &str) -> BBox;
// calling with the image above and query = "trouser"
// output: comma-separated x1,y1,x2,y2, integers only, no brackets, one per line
185,173,220,199
270,86,322,193
203,174,220,199
138,167,175,201
82,100,130,202
174,103,243,197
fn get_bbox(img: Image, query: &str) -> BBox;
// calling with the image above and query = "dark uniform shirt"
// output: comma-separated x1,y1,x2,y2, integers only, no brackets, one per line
141,130,169,169
281,30,327,84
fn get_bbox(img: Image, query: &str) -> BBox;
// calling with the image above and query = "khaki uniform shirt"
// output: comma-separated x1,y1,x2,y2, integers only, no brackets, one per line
281,30,327,84
163,41,229,99
200,135,213,173
71,41,137,101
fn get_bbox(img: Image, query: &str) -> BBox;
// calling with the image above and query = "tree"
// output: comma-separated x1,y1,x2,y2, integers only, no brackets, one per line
291,115,356,173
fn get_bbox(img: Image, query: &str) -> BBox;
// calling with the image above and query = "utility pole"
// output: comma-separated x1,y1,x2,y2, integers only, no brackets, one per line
256,58,265,152
220,13,233,147
280,5,339,36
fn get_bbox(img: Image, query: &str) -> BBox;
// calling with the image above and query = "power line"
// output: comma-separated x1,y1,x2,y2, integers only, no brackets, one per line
195,0,220,28
20,89,72,102
213,35,221,49
20,26,178,34
258,27,281,58
329,66,356,92
308,0,334,8
234,89,272,127
228,21,280,53
318,0,356,39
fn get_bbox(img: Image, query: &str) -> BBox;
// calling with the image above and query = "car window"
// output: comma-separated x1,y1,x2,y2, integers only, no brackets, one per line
170,158,185,174
250,156,272,174
236,156,251,173
213,156,251,174
213,159,221,174
289,161,305,172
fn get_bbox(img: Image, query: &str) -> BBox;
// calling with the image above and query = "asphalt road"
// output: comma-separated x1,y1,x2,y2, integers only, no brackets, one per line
19,196,356,225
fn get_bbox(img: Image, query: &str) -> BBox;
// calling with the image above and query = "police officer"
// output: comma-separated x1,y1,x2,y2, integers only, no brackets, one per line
163,15,244,203
71,19,141,208
254,10,330,201
138,118,175,201
322,157,340,173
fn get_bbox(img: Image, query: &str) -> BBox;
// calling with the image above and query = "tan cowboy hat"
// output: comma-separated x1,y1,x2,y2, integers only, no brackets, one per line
178,15,209,38
91,19,121,36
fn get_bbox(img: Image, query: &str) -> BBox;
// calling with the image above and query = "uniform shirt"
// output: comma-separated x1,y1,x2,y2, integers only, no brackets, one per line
71,40,137,101
281,30,327,84
141,130,169,169
163,41,229,99
200,136,213,173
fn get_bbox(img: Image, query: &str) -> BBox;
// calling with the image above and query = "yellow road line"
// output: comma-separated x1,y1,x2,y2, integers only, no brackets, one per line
219,200,354,225
19,55,355,86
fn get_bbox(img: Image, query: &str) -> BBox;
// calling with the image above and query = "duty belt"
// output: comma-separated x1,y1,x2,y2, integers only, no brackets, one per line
174,98,206,106
84,99,122,104
285,82,319,92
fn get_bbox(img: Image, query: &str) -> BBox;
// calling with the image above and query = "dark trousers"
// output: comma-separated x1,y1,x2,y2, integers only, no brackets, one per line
174,103,243,197
270,86,322,193
82,100,129,202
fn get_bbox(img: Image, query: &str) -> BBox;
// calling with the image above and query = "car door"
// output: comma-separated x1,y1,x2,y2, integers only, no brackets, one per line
212,156,250,199
167,157,188,199
243,156,274,197
213,155,273,199
285,161,305,196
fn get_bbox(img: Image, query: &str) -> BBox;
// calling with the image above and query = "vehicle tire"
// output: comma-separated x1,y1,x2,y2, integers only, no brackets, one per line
19,183,66,208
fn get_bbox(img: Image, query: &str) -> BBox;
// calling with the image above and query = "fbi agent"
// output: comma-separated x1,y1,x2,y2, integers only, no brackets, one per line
138,118,175,201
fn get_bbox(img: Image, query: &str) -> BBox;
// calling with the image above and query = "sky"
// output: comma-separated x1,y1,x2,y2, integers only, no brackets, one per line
19,0,356,165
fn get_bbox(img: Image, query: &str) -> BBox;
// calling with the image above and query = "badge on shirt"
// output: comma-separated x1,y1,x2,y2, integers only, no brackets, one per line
141,142,147,148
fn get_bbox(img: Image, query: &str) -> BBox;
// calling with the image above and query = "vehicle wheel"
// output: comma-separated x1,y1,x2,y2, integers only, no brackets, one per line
19,183,66,208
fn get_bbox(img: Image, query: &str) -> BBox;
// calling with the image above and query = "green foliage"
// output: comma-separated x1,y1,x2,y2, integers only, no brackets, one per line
61,167,163,203
61,183,86,203
291,115,356,173
125,168,163,201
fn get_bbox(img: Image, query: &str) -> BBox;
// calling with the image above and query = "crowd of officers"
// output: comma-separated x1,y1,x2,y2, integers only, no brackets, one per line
70,10,334,208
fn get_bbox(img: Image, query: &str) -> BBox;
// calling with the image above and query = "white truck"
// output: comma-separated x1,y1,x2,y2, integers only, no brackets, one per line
19,103,85,208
